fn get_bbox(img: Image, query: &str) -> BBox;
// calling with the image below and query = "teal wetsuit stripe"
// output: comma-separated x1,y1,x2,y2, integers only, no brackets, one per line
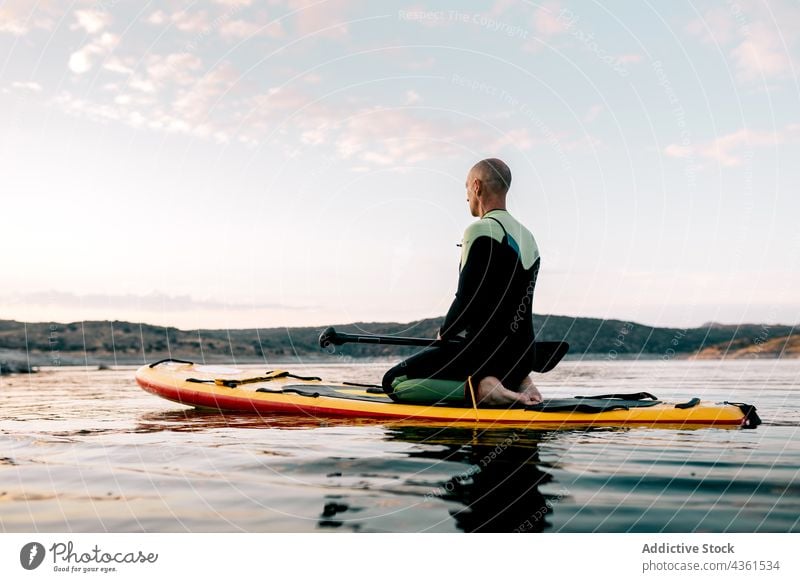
506,233,520,255
486,215,520,256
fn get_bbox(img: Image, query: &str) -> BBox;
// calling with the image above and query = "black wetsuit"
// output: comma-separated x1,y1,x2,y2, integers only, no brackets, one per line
383,209,541,398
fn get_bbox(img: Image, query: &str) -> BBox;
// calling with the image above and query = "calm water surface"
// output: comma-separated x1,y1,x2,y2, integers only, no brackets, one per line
1,360,798,532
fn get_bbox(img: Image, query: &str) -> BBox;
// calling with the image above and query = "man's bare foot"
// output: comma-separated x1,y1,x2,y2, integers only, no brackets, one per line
473,376,535,407
518,375,543,404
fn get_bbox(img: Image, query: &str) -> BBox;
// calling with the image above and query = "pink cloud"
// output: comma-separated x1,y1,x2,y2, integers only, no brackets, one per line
173,10,210,33
212,0,253,6
534,2,567,37
71,9,112,34
173,64,240,122
617,54,644,64
220,18,285,39
490,0,517,16
0,0,61,35
68,33,119,74
685,5,795,85
288,0,349,39
664,126,799,166
146,9,210,33
583,104,604,123
732,26,792,82
685,8,736,45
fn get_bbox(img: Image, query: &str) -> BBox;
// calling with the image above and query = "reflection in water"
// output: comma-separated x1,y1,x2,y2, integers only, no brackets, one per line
135,409,403,432
137,410,565,532
383,426,560,533
318,497,357,530
128,409,797,533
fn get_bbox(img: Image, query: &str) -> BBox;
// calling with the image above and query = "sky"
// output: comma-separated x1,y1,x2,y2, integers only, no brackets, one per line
1,0,799,331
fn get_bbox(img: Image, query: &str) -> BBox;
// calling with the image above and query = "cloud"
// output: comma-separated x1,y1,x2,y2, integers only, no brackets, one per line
732,26,792,83
51,4,597,170
173,63,240,122
244,85,330,129
490,128,536,151
147,11,168,26
219,19,262,38
55,63,588,167
331,109,487,165
69,33,119,74
213,0,253,6
0,0,59,36
685,4,796,85
617,54,644,64
583,104,604,123
534,2,568,37
6,290,312,312
0,20,28,35
146,6,284,42
128,77,157,94
56,54,242,144
663,144,692,159
490,0,517,16
405,90,421,105
172,10,210,33
11,81,43,92
71,9,111,34
664,125,800,166
146,52,204,85
219,18,285,39
404,57,436,70
685,8,737,45
146,9,210,33
288,0,349,39
117,52,204,95
103,57,135,75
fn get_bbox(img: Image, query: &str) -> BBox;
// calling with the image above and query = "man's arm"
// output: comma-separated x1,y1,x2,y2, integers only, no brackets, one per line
439,236,500,339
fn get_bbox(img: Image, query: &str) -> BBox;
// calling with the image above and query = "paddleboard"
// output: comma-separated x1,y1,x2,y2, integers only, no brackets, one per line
135,360,761,429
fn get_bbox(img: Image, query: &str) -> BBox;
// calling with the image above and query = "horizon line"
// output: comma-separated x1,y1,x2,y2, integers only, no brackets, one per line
1,314,797,334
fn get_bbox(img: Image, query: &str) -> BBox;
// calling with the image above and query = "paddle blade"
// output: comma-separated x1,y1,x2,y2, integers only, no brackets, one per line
532,341,569,373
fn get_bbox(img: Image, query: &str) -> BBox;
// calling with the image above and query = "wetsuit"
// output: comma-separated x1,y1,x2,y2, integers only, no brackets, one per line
383,209,541,399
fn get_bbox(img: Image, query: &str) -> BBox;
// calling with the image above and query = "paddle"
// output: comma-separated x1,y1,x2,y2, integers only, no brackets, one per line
318,327,569,373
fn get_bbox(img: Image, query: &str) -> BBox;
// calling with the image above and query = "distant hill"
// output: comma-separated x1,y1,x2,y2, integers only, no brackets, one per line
0,315,796,374
692,334,800,359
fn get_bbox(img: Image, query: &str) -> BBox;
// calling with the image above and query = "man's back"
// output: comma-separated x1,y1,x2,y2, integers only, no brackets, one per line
441,208,540,354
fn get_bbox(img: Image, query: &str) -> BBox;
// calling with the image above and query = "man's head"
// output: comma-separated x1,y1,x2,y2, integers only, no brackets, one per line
466,158,512,217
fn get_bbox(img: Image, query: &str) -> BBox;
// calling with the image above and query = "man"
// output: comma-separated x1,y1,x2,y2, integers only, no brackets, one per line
382,158,542,406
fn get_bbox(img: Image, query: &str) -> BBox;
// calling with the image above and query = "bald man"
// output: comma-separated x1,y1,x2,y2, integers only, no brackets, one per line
383,158,543,406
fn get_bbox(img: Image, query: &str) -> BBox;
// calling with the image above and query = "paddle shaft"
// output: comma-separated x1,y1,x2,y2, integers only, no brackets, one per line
320,328,458,348
318,327,569,373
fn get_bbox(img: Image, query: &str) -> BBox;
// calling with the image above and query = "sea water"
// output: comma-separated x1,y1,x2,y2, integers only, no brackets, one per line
1,360,798,532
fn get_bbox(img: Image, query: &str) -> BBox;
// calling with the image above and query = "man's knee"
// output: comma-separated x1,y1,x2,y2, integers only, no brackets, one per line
381,368,395,391
382,362,406,394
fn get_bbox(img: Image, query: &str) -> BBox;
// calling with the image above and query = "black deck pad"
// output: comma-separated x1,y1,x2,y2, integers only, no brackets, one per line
525,398,662,413
258,384,664,412
255,384,385,403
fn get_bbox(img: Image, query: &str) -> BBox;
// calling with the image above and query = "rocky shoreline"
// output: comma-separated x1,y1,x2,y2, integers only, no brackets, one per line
2,316,797,375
